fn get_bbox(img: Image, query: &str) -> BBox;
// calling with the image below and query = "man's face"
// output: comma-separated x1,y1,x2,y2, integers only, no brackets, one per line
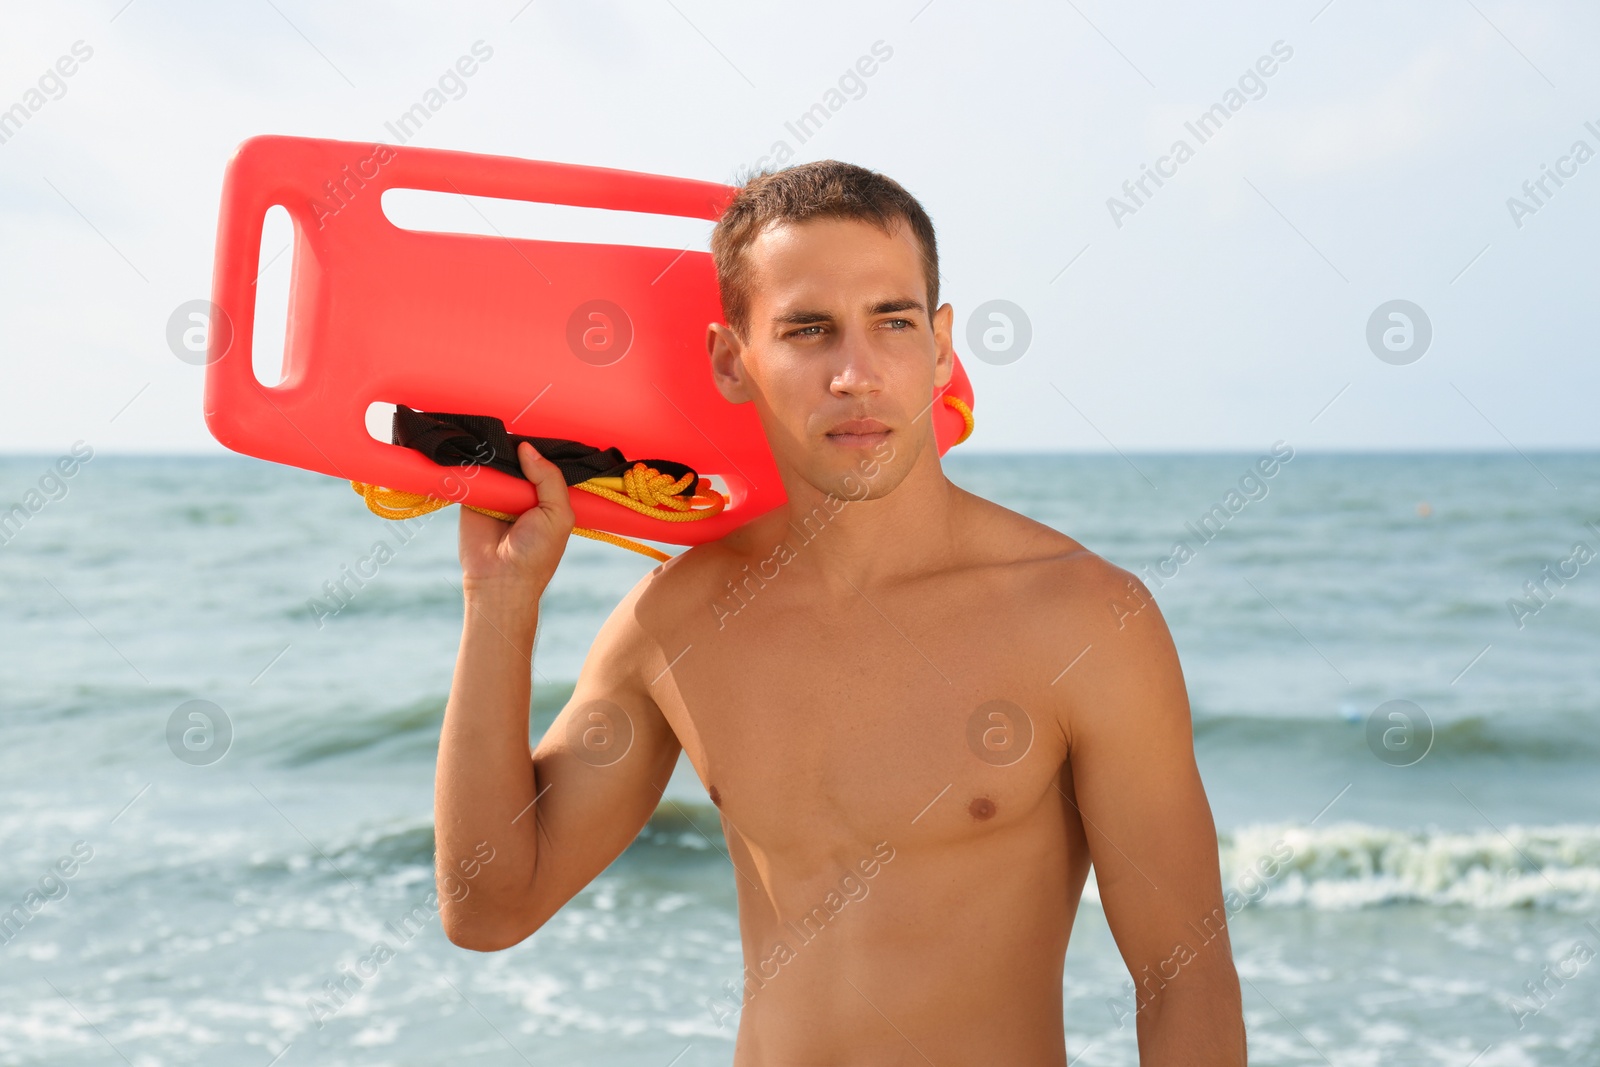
707,216,954,503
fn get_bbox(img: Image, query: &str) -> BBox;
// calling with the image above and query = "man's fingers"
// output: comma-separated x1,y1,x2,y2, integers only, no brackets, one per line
515,441,574,522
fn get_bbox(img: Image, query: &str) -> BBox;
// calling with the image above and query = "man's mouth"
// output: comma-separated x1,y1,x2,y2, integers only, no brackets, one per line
826,419,890,445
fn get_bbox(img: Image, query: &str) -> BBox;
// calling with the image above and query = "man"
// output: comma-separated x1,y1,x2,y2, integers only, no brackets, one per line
433,160,1247,1065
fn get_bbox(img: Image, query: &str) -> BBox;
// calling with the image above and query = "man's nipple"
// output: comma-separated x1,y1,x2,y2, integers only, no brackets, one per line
708,784,722,808
968,796,996,821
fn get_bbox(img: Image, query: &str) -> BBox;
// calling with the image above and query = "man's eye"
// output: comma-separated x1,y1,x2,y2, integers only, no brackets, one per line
789,325,825,338
884,318,913,329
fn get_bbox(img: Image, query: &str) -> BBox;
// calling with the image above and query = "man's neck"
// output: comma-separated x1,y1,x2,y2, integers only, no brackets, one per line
771,446,965,594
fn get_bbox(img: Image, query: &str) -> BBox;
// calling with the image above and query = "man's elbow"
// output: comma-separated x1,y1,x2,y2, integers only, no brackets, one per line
440,905,542,952
442,921,518,953
1136,955,1245,1061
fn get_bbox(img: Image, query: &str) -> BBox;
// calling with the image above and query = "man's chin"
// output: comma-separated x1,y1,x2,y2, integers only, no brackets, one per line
825,454,904,504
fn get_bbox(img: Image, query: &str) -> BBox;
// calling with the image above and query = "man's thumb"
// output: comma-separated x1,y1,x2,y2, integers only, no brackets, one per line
515,441,573,520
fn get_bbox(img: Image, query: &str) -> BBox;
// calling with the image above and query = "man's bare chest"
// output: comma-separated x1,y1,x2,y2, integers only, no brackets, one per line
645,577,1071,856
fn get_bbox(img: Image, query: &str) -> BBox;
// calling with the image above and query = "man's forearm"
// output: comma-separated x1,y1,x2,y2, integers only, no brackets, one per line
435,580,543,946
1136,964,1247,1066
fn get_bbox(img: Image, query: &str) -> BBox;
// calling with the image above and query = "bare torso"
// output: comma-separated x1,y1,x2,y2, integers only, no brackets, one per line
632,489,1098,1065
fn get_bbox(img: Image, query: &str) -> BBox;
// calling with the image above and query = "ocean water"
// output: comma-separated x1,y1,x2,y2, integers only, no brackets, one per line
1,450,1597,1066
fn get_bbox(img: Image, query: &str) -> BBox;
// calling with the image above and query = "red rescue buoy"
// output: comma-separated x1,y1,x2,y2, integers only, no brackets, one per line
203,135,975,545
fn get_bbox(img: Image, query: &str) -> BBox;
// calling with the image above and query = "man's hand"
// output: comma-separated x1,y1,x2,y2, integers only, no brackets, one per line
457,440,575,593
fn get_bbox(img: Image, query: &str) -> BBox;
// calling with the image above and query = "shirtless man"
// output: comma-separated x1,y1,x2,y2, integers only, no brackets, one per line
433,161,1247,1065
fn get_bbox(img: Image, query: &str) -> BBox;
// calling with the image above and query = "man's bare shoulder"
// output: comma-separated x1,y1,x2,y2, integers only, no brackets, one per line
595,530,747,641
956,490,1146,619
960,496,1188,747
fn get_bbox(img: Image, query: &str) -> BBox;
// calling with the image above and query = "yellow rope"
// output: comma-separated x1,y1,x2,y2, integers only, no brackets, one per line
350,395,973,563
942,393,974,446
571,465,726,522
350,461,722,563
569,526,671,561
351,481,512,522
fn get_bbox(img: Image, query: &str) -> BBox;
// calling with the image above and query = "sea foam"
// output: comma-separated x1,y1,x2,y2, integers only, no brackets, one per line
1076,821,1600,911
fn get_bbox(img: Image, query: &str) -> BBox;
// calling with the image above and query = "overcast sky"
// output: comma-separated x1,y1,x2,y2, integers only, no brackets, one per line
2,0,1595,454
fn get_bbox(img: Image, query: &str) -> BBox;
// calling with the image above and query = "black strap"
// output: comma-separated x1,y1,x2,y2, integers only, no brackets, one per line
391,406,704,496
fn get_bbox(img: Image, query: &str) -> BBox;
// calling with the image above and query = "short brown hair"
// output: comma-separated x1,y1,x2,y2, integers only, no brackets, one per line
710,160,940,343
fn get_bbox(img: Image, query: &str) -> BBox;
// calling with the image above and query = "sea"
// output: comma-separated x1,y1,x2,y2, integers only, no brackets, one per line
1,450,1597,1066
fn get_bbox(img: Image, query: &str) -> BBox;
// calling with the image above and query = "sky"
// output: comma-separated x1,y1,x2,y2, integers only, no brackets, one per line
1,0,1596,454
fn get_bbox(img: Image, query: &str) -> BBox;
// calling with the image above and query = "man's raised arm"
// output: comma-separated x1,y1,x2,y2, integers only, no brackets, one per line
1059,561,1247,1065
433,441,681,951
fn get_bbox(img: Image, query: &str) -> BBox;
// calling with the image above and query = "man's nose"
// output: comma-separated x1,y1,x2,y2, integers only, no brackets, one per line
829,336,886,395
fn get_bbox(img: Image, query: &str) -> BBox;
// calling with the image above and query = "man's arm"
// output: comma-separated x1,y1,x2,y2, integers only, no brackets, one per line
433,441,681,951
1058,561,1246,1065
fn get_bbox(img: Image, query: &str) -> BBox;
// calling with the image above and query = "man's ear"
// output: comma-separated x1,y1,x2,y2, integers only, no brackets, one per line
932,302,955,391
707,322,752,403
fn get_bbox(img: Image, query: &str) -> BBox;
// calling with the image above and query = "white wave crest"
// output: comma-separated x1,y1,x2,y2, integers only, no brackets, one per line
1081,822,1600,911
1222,825,1600,915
